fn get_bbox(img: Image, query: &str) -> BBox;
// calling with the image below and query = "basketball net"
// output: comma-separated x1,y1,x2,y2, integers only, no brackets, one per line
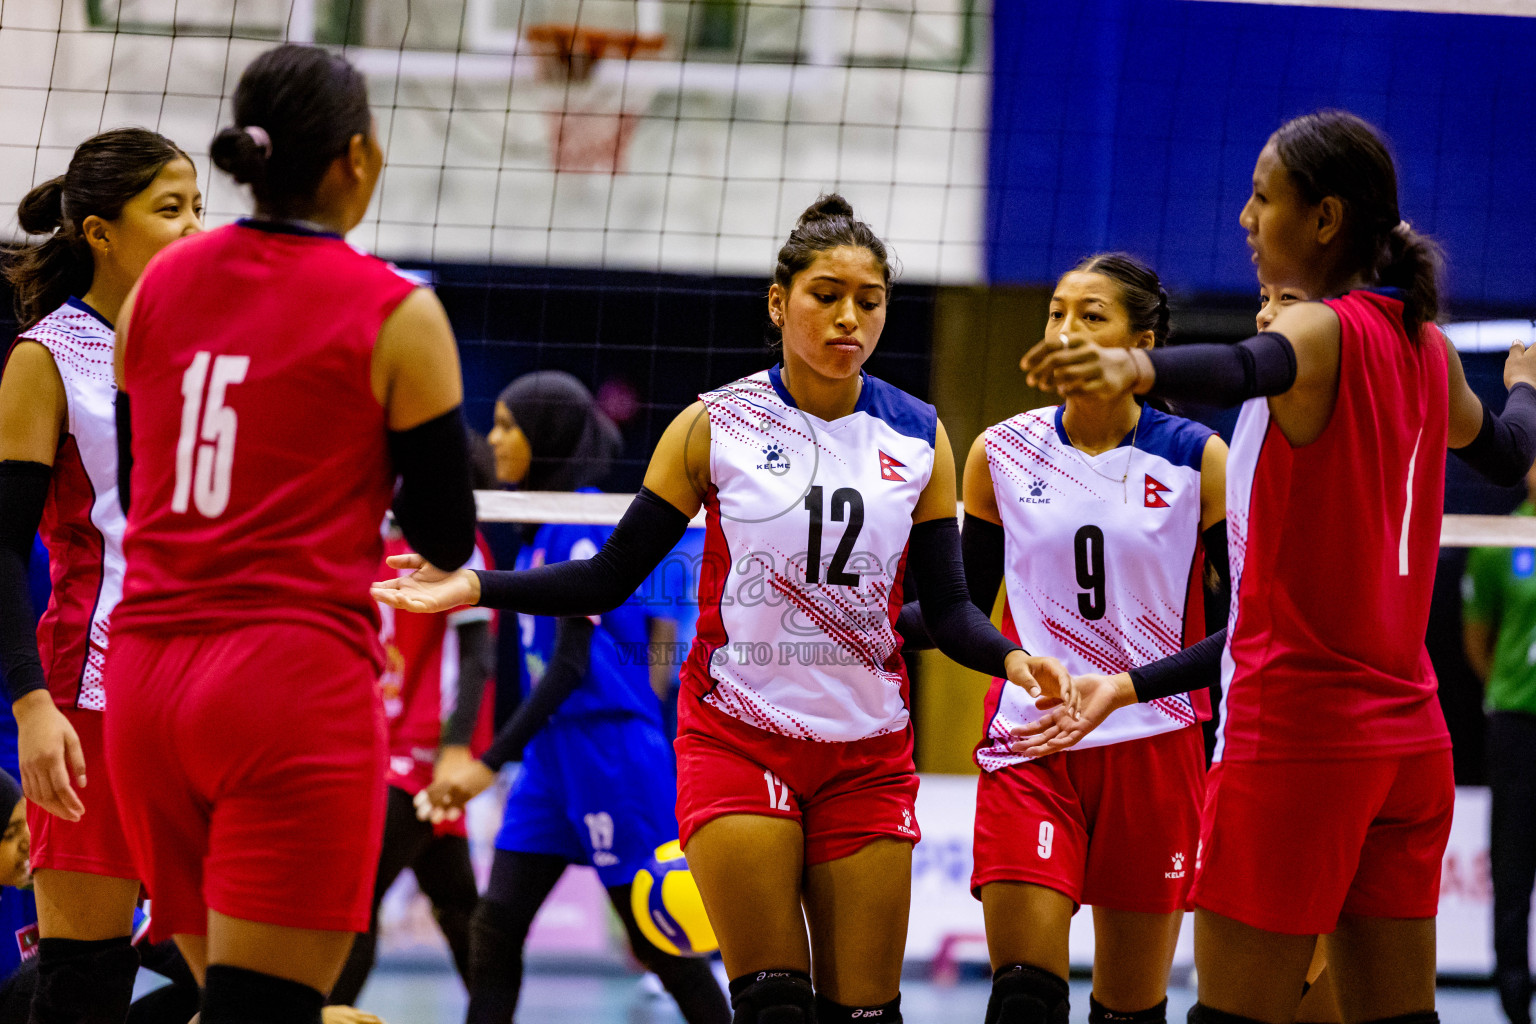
527,24,665,175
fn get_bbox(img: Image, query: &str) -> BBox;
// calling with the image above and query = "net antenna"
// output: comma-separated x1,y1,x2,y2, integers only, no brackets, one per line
525,23,666,175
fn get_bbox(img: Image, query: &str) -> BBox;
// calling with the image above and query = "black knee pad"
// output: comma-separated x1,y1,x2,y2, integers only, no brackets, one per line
29,936,139,1024
728,969,815,1024
201,965,323,1024
1090,994,1167,1023
985,964,1068,1024
1186,1005,1269,1024
815,992,900,1022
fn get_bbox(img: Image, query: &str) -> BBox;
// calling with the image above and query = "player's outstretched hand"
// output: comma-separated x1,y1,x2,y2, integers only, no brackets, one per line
1505,339,1536,393
1020,333,1143,398
415,756,496,825
14,691,86,822
371,553,480,614
1008,672,1136,758
1003,651,1078,719
323,1006,386,1024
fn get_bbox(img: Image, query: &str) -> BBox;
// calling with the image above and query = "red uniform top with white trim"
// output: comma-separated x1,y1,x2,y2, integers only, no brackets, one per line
14,299,125,710
114,221,418,664
1217,289,1450,763
378,532,494,795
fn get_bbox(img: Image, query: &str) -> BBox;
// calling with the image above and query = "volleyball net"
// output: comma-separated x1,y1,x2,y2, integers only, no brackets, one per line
2,0,1534,548
470,489,1536,548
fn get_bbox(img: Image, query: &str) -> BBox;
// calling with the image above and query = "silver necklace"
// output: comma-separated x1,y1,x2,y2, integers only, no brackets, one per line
1062,407,1142,504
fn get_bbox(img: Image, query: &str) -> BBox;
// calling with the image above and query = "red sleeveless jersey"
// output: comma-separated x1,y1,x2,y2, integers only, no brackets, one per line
1216,290,1450,762
113,222,418,662
378,532,495,795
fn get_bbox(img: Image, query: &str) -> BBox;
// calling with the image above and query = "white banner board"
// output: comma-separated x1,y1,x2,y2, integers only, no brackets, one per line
378,774,1506,975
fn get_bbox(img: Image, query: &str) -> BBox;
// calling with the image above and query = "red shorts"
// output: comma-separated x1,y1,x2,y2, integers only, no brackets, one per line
971,725,1205,913
27,708,138,880
103,622,388,939
675,699,919,865
1190,750,1454,935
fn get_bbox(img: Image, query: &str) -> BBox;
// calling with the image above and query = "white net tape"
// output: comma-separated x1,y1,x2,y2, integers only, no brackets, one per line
474,491,1535,547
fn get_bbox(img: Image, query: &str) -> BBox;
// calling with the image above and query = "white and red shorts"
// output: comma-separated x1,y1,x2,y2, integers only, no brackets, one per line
971,725,1205,913
675,698,919,865
1190,750,1453,935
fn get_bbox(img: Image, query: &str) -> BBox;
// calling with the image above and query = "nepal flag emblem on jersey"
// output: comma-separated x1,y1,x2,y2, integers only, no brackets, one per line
1144,475,1172,508
879,451,907,482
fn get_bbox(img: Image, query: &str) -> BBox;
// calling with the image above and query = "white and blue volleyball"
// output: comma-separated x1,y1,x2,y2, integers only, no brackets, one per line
630,840,718,957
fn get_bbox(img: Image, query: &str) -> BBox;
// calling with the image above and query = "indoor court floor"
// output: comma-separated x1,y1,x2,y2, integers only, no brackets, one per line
326,965,1504,1024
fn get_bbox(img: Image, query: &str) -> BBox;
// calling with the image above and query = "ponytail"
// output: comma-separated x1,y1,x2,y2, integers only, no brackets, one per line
4,176,90,329
212,45,372,219
1273,110,1443,341
1376,220,1443,339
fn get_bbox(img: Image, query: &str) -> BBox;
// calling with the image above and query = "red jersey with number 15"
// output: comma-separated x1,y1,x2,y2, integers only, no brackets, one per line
114,221,418,664
1216,289,1450,764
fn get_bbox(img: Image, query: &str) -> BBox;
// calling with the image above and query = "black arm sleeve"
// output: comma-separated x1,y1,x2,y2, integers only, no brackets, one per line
962,515,1007,613
115,391,132,516
474,488,691,615
1130,628,1226,703
1451,383,1536,488
387,406,476,571
441,618,493,747
894,601,933,650
480,617,594,770
906,517,1021,677
1144,331,1298,407
1202,521,1230,639
896,515,1007,651
0,461,50,704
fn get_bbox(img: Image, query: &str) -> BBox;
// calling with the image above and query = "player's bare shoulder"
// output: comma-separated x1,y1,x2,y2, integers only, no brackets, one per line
644,400,712,518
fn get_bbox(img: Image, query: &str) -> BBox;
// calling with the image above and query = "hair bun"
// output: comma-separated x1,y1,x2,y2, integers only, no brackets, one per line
210,125,268,185
796,193,856,230
16,177,66,235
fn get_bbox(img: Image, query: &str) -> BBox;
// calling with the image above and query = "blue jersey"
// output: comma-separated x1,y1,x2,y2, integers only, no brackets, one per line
513,508,661,728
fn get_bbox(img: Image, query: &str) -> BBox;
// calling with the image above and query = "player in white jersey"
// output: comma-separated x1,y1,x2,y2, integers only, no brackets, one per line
0,129,201,1024
375,194,1073,1024
966,255,1227,1024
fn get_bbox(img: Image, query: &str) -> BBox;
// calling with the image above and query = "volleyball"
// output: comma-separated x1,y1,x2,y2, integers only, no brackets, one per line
630,840,718,958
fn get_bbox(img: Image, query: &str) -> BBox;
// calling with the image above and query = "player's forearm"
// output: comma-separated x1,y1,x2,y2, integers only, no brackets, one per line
1202,521,1230,637
474,488,690,615
0,461,50,704
441,619,493,747
1128,629,1226,703
907,517,1021,677
1451,384,1536,488
480,618,594,770
898,515,1008,652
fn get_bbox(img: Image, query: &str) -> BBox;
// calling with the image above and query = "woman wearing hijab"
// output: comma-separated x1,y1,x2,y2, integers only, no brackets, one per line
422,372,729,1024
